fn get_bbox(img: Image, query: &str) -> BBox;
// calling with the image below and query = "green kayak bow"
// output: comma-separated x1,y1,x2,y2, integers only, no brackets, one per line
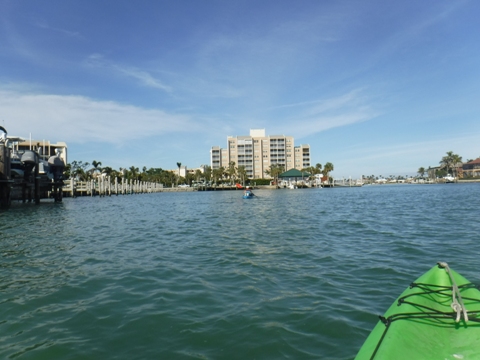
355,262,480,360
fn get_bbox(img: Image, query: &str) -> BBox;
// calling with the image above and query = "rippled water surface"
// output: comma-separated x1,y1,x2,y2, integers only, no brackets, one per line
1,184,479,359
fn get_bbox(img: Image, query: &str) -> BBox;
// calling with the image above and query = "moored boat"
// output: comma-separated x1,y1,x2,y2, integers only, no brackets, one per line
444,174,455,183
355,262,480,359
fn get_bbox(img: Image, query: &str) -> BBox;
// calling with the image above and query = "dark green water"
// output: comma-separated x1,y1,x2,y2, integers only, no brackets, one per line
1,184,479,359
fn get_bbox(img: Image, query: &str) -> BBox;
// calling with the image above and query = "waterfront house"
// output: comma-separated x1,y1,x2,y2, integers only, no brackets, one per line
462,158,480,178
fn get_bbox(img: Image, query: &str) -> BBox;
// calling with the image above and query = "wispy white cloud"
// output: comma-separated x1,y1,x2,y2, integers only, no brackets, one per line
406,1,467,36
368,1,468,67
0,88,201,144
113,66,172,92
274,89,366,114
1,12,38,61
273,89,380,138
35,20,83,40
85,54,172,92
291,112,377,139
186,10,346,98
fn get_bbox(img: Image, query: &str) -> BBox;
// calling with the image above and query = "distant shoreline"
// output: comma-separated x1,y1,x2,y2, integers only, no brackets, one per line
457,179,480,183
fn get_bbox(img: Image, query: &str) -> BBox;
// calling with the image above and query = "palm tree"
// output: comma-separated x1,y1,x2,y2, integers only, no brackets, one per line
176,162,182,187
185,172,194,186
69,160,90,180
440,151,454,175
128,166,139,180
237,166,247,186
221,166,229,183
90,160,102,178
227,161,237,184
450,154,463,178
439,151,463,178
417,167,425,178
102,166,112,175
164,171,177,187
92,160,102,170
194,169,202,182
322,162,334,183
204,166,212,183
265,163,284,188
212,167,224,187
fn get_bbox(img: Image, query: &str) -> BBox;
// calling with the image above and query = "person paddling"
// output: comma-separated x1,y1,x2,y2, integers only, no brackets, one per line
244,186,254,196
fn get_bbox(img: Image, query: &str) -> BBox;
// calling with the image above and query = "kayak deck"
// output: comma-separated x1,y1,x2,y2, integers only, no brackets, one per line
355,263,480,359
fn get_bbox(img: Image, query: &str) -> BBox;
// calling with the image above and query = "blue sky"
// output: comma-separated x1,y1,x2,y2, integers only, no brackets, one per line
1,0,479,178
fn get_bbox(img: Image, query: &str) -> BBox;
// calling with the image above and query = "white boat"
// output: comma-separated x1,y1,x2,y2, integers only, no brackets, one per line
443,174,455,183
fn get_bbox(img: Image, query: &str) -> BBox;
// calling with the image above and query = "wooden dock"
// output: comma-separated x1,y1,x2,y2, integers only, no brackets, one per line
62,177,164,197
7,179,267,205
61,179,252,197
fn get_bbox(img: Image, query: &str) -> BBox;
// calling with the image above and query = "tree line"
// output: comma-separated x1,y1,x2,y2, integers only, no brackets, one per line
65,160,184,187
64,160,335,187
208,161,334,186
65,160,254,187
417,151,478,179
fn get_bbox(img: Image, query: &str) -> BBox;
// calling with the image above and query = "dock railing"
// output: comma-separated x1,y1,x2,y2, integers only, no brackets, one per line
62,177,164,197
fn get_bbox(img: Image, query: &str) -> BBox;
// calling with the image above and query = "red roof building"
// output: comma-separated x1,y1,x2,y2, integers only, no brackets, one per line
462,158,480,177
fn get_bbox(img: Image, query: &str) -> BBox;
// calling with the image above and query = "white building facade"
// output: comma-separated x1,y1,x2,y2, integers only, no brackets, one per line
210,129,310,179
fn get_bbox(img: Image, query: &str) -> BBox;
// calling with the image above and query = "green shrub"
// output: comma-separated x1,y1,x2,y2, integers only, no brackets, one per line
249,178,271,185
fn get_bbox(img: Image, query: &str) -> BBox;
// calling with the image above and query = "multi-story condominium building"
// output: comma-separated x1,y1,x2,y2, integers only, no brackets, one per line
210,129,310,179
295,143,311,170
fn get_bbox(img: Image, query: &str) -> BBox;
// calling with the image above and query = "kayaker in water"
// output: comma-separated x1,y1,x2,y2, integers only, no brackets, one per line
244,186,254,196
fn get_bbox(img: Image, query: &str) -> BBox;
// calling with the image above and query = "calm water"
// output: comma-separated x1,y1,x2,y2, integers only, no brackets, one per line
1,184,479,359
